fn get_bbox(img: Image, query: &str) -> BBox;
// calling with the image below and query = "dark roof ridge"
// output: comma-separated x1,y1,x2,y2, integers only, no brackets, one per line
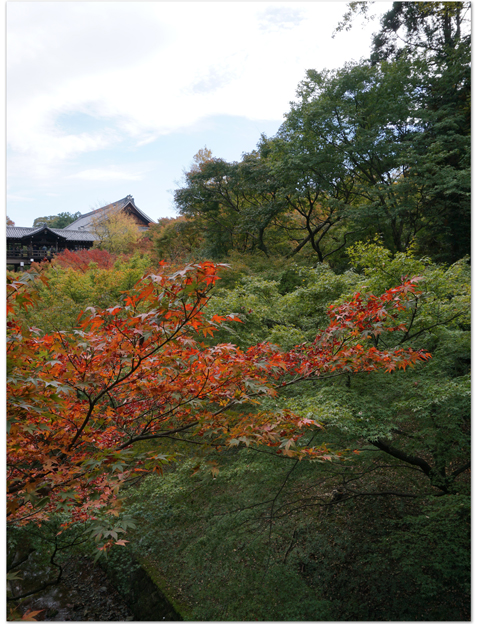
68,195,132,221
63,195,154,231
30,224,67,237
7,225,96,241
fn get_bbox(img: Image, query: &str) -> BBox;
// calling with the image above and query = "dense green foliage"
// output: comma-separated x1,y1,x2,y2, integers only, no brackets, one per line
17,252,153,332
32,211,81,229
10,242,469,620
120,449,469,620
117,248,469,621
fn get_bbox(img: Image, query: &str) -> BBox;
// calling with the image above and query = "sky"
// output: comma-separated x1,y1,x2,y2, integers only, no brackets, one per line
6,1,387,228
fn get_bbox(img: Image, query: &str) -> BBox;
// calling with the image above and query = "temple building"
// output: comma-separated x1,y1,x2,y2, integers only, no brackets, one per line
63,195,154,231
6,196,154,271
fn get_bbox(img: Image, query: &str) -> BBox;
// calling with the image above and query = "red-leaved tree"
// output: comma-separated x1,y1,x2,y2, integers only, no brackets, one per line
53,248,116,271
7,263,430,547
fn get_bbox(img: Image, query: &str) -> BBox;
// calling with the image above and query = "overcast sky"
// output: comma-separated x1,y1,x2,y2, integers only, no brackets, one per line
7,2,386,227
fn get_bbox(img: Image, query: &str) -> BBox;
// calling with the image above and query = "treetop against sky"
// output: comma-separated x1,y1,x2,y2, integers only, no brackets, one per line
7,2,385,227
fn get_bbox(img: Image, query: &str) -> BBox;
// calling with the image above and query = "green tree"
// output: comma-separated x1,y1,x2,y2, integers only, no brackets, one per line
150,216,205,262
259,130,361,264
279,60,425,254
176,51,469,266
175,156,283,258
334,2,471,263
370,2,471,262
209,240,470,494
369,2,470,61
33,212,81,229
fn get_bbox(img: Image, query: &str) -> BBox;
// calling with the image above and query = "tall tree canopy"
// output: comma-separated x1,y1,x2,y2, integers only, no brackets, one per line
174,2,470,267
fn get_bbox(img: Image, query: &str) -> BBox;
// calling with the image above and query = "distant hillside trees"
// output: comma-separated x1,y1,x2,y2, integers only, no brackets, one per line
33,212,82,229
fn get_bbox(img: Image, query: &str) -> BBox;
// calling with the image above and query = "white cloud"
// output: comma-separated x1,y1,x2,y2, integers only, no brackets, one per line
68,161,157,182
7,2,385,181
7,194,35,202
258,6,306,32
69,169,144,182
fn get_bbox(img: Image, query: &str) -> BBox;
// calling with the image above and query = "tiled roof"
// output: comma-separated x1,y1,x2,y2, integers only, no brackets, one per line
63,195,154,231
7,196,153,242
7,226,96,242
7,227,43,238
53,229,97,241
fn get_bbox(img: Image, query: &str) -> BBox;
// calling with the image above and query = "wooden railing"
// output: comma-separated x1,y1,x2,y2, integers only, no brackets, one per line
7,250,57,259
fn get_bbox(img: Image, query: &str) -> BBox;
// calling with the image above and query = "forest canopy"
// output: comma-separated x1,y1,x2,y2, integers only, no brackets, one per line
171,2,470,267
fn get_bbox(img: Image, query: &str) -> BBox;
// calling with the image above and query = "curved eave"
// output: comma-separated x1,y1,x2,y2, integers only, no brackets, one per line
19,226,68,240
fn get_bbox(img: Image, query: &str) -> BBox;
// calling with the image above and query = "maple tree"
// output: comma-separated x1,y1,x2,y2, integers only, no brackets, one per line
53,248,116,272
7,262,430,549
19,252,153,333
